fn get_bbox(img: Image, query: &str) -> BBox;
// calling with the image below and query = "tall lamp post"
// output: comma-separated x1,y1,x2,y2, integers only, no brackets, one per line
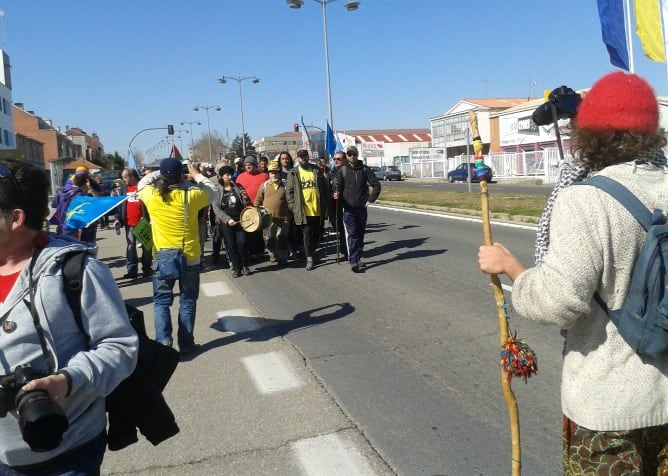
217,75,260,157
286,0,360,133
193,105,221,163
180,120,201,154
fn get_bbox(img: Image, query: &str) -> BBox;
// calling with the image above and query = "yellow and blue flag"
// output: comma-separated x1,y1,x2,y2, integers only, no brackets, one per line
65,195,129,230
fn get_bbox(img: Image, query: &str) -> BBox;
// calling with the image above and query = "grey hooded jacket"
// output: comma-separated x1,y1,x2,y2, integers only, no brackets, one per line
0,234,138,467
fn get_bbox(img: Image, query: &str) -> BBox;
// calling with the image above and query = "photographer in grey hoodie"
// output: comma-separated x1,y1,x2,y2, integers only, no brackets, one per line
0,162,138,473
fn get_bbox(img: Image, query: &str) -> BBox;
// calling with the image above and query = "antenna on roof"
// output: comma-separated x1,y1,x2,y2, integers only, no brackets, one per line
481,79,492,98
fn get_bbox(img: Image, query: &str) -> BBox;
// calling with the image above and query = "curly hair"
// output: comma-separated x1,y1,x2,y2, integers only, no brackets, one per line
569,126,667,170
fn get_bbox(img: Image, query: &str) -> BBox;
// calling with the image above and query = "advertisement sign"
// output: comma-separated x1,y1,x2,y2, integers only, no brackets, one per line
409,148,446,163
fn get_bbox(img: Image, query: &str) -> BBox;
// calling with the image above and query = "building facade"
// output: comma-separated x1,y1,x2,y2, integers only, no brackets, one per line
0,51,14,150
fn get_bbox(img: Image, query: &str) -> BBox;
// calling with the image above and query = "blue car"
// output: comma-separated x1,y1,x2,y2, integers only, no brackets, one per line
447,162,493,183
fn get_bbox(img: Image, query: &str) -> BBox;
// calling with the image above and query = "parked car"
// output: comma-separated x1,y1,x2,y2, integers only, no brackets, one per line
447,162,493,183
372,165,402,181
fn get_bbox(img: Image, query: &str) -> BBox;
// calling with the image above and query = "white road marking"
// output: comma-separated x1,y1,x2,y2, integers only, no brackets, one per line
201,281,232,297
241,351,304,394
292,433,375,476
374,204,536,230
216,310,262,333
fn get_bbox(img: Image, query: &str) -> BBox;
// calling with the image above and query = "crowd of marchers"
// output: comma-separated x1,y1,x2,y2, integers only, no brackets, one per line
94,146,382,354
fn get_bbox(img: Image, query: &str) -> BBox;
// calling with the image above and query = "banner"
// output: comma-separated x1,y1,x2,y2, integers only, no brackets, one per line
635,0,666,62
326,121,337,157
596,0,630,70
127,149,137,170
132,217,153,250
65,195,129,230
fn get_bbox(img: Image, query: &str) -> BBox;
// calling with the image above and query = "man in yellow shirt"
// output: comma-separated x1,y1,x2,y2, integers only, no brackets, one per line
138,158,215,354
286,149,329,271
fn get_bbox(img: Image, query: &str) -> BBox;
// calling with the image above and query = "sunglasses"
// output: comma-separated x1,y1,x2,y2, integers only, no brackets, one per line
334,157,344,161
0,164,21,192
346,152,357,157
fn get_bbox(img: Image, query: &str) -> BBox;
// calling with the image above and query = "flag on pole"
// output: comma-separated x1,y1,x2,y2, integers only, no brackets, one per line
127,149,137,170
65,195,129,230
170,144,184,161
326,121,337,157
300,116,313,159
596,0,630,70
635,0,666,62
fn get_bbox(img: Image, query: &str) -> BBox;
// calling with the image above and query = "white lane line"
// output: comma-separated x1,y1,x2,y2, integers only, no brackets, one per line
374,204,536,230
201,281,232,297
292,433,375,476
241,351,304,394
216,310,262,333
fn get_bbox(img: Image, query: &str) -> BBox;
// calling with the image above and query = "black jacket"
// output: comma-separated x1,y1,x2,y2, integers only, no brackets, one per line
336,162,381,209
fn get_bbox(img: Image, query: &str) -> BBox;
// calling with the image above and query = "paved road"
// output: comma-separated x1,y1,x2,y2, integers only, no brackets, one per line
98,203,563,475
98,229,393,475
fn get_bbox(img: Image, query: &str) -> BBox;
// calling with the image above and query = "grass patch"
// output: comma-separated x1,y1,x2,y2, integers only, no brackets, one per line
379,187,550,218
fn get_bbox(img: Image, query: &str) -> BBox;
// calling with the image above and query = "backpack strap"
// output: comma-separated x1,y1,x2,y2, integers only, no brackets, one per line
62,250,87,336
583,175,653,231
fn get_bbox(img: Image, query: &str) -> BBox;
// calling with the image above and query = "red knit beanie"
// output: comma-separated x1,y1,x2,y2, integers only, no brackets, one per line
576,71,658,134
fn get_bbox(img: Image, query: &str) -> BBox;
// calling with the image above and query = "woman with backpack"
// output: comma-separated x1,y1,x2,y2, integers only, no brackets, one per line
478,71,668,474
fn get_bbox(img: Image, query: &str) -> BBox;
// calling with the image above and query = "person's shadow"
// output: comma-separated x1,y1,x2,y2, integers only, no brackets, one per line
179,303,355,361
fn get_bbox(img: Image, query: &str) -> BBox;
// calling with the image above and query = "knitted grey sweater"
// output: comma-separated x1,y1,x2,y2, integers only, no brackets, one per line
513,160,667,431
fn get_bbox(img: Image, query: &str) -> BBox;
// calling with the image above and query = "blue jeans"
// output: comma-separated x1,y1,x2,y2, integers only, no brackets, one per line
125,226,152,275
152,261,200,349
0,431,106,475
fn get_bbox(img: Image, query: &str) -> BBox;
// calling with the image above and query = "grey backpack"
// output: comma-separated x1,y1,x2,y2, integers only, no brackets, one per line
582,175,668,358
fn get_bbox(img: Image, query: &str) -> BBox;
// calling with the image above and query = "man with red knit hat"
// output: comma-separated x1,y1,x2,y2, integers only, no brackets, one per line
479,71,668,474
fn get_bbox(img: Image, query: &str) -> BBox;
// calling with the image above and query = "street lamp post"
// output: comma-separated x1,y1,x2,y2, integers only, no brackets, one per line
180,120,201,154
286,0,360,133
193,106,221,163
217,74,260,157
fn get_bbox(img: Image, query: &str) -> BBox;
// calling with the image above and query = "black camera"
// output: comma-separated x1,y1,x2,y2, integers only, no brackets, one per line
0,365,69,452
532,86,582,126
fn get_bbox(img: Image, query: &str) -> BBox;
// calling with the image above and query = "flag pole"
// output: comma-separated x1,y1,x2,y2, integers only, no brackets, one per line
624,0,635,72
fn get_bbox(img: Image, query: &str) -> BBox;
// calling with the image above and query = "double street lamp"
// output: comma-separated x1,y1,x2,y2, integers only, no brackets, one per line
286,0,360,133
180,120,201,154
193,106,221,163
217,74,260,157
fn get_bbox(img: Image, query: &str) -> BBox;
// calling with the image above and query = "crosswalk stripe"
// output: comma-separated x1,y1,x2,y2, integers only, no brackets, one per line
241,351,304,394
201,281,232,297
292,433,376,476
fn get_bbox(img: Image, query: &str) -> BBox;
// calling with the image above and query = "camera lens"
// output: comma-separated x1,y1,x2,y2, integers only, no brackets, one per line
16,389,69,452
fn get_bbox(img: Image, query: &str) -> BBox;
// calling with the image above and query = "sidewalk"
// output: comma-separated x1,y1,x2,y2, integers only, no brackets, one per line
97,229,393,475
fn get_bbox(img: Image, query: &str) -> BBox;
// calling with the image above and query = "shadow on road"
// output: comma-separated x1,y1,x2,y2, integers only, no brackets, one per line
179,302,355,361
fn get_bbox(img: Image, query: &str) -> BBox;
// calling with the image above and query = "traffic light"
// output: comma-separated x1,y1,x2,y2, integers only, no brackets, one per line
167,124,174,135
293,123,299,132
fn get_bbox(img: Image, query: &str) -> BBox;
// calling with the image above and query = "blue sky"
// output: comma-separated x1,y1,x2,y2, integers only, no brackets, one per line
3,0,667,158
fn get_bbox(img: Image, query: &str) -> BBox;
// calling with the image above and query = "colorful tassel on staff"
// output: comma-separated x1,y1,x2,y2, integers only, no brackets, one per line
500,334,538,383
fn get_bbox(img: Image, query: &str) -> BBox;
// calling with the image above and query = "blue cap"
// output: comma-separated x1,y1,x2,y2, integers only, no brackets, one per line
160,158,182,178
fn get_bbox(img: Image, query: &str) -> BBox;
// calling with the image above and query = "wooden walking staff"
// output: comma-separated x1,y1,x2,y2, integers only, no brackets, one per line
468,111,537,476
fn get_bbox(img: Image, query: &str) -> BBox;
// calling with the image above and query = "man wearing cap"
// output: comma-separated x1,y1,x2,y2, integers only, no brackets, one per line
479,71,668,473
254,160,289,265
138,158,215,354
236,156,268,204
334,145,381,272
232,157,243,180
286,149,329,271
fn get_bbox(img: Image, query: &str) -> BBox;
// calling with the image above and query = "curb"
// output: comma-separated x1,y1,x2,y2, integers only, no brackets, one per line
375,200,540,226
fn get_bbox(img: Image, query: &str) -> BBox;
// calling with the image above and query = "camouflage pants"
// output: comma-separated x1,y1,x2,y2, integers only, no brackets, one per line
563,416,668,475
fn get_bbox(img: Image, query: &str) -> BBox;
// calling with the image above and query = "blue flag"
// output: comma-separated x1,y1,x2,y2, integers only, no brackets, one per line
65,195,129,230
596,0,629,70
127,149,137,170
326,122,337,158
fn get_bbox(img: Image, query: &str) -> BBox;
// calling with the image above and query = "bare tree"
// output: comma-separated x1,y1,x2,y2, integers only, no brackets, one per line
190,131,228,164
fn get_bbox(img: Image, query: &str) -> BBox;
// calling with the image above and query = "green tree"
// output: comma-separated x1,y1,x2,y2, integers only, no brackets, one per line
225,133,256,162
100,152,126,170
